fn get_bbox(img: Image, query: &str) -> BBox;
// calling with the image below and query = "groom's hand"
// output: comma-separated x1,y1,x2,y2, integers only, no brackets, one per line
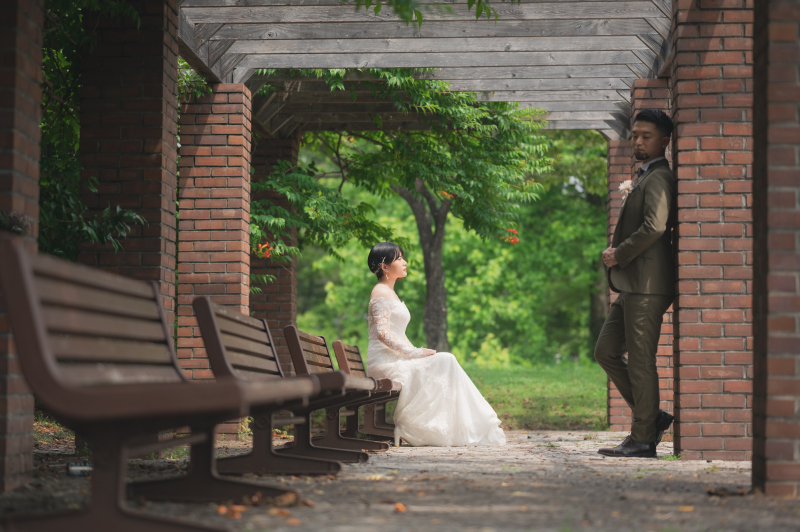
603,247,619,267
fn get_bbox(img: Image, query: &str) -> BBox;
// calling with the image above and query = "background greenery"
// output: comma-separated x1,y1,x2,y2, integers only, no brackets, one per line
297,129,609,367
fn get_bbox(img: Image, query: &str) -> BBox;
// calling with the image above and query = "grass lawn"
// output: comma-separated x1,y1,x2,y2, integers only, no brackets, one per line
463,362,608,432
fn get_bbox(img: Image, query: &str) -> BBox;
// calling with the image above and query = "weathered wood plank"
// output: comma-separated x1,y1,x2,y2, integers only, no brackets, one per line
446,77,630,91
211,19,655,40
264,88,627,103
228,35,656,54
546,110,624,120
277,100,627,115
282,112,420,122
545,119,623,129
184,3,665,24
237,50,642,69
253,65,637,83
182,0,661,6
300,121,432,131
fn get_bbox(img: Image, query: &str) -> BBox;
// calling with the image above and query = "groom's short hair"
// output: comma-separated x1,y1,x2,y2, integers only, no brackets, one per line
633,109,674,139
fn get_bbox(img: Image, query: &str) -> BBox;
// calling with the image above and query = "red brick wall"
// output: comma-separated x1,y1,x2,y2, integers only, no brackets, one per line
606,139,632,430
78,0,180,322
670,0,754,460
250,135,301,375
177,84,252,381
605,79,676,435
0,0,43,492
753,0,800,497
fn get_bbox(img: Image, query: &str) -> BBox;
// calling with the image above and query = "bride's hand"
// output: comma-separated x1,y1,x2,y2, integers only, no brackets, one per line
421,349,436,357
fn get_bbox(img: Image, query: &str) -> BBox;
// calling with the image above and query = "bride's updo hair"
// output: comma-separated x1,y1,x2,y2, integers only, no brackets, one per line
368,242,404,280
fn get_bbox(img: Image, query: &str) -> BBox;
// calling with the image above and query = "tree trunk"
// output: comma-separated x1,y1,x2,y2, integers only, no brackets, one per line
394,179,451,352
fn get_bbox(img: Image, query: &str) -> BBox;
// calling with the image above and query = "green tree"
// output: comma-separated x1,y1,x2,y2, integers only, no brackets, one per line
38,0,144,259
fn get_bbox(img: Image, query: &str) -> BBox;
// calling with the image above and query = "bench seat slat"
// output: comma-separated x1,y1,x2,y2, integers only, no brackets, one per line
300,342,330,356
306,359,333,369
220,332,275,359
216,315,271,343
50,335,173,364
297,331,326,346
228,352,281,374
58,363,182,386
36,278,160,320
43,307,166,342
234,368,283,381
33,254,155,299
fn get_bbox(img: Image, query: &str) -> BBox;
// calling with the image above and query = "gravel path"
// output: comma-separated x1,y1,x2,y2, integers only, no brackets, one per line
3,430,799,531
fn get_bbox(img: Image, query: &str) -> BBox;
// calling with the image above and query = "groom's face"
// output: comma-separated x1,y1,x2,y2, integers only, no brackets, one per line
631,120,669,162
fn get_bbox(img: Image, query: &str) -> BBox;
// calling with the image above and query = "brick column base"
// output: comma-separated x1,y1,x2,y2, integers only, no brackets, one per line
753,0,800,497
670,0,754,461
177,84,252,390
0,0,43,492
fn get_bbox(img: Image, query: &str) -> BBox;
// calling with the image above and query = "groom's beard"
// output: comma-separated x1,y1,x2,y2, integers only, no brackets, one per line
634,150,650,161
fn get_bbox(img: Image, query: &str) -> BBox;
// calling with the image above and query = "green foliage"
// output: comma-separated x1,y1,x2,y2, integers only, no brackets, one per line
39,0,144,259
297,129,608,365
250,160,400,263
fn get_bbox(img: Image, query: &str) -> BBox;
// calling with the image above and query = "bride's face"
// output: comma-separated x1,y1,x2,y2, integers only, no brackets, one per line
385,253,408,280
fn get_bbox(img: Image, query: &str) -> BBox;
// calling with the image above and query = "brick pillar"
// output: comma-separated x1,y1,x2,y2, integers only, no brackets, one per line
250,135,301,375
78,0,179,322
670,0,754,460
176,84,252,383
753,0,800,497
605,79,676,437
0,0,43,491
606,139,634,430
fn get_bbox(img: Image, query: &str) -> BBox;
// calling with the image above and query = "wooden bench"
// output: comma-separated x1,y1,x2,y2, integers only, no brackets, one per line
0,234,318,531
193,297,343,475
283,325,393,459
332,340,399,440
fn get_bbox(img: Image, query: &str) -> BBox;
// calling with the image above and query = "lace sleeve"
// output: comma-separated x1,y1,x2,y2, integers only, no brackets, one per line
369,299,424,358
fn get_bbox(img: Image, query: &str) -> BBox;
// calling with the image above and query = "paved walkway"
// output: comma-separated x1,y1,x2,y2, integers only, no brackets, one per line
3,431,800,531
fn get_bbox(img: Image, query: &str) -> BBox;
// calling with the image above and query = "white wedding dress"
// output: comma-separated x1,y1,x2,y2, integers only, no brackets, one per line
366,297,506,447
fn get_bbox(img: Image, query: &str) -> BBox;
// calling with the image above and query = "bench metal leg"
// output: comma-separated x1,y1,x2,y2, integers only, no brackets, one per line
313,408,389,452
361,402,396,439
129,430,298,503
216,415,341,476
276,416,369,463
3,434,224,532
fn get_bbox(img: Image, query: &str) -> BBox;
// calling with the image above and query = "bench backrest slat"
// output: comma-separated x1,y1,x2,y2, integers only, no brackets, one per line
332,340,367,378
0,237,185,399
193,298,284,380
284,325,335,376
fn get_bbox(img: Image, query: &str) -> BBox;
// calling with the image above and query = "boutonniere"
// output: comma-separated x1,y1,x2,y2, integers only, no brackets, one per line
619,179,633,198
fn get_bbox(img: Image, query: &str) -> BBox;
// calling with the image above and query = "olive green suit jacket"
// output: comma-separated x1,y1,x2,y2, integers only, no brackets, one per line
608,158,677,297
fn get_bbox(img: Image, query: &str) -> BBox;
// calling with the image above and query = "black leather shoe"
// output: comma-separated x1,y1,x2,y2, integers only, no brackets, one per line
597,437,656,458
655,409,674,445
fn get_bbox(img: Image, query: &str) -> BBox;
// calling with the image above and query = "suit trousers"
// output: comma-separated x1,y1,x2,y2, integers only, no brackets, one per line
594,291,673,443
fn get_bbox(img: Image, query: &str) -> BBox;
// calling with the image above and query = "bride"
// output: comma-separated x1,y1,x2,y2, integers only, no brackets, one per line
365,242,506,447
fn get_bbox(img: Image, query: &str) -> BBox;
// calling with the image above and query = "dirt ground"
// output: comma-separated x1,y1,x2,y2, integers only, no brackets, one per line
2,430,800,532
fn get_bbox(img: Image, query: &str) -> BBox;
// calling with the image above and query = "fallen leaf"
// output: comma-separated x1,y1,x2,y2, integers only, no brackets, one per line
217,505,228,516
286,518,301,526
512,491,523,497
679,506,694,512
278,509,291,517
327,474,336,480
301,498,316,507
267,508,281,516
365,474,384,481
416,492,426,497
396,487,411,492
611,511,620,517
230,505,247,512
501,482,509,486
228,511,242,519
394,502,407,513
274,492,298,507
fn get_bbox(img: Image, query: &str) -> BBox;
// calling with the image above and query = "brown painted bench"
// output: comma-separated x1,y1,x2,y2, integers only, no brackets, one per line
332,340,399,440
283,325,393,459
193,297,343,475
0,234,318,532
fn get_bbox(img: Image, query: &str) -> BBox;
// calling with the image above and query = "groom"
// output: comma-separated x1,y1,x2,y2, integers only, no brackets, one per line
595,109,677,458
